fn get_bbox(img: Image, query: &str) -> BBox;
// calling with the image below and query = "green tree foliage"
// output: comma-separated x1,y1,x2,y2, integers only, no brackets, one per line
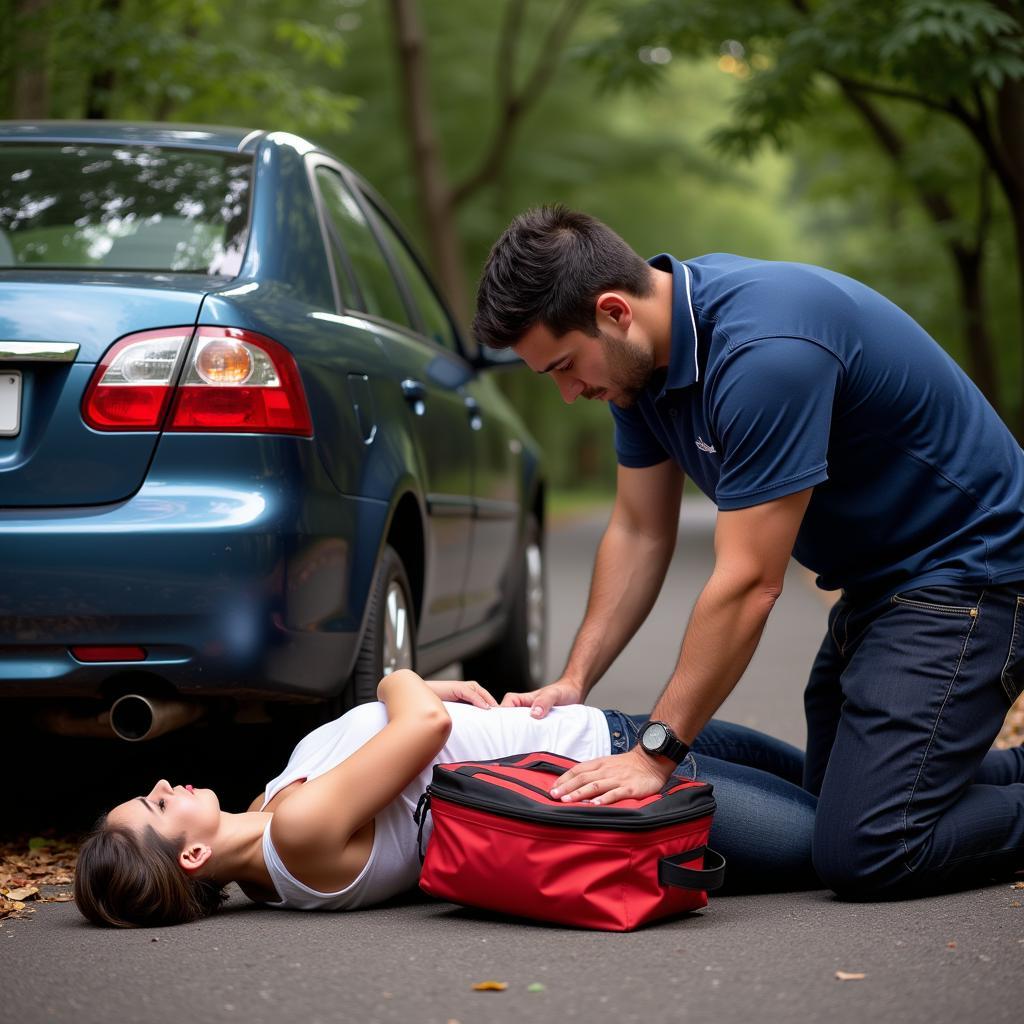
586,0,1024,433
7,0,1006,486
0,0,358,135
330,2,830,490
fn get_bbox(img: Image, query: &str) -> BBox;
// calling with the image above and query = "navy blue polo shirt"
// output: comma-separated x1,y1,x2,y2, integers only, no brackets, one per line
612,253,1024,599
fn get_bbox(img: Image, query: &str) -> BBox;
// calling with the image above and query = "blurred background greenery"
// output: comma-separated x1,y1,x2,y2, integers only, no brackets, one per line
3,0,1022,500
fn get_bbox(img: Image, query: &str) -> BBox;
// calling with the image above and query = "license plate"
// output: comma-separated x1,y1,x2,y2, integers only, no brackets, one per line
0,371,22,436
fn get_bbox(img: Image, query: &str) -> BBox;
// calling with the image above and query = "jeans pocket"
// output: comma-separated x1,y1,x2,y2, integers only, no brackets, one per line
1000,596,1024,702
891,585,980,617
671,752,698,781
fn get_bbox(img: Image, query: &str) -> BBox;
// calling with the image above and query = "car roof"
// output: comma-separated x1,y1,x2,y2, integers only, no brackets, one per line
0,120,270,153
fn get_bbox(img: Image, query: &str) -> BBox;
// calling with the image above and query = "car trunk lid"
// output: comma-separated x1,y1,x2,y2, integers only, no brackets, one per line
0,274,210,508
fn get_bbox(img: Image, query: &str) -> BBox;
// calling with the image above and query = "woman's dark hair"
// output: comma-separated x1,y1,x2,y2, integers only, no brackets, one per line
473,204,654,349
74,817,227,928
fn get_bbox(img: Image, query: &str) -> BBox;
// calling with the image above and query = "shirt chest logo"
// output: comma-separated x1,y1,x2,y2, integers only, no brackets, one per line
695,436,717,454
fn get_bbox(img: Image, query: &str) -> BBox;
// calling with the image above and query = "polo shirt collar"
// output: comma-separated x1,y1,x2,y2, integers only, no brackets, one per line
647,253,700,397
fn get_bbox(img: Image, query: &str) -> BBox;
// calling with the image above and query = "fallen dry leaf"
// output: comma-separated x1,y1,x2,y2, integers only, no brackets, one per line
0,897,34,921
1,837,79,892
1010,900,1022,909
835,971,866,981
38,893,74,904
995,694,1024,748
1011,882,1024,890
472,981,508,992
2,886,39,902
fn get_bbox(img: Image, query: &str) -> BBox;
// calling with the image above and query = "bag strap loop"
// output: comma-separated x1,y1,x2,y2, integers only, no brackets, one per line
414,790,431,863
658,846,726,891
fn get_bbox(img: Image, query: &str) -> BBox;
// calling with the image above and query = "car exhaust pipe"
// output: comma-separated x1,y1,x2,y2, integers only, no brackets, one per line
109,694,205,742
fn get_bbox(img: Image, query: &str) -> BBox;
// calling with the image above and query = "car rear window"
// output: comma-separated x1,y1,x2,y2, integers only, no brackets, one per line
0,143,252,275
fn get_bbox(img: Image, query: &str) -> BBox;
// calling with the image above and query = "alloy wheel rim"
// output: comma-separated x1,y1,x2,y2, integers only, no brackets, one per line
524,542,545,683
382,579,413,675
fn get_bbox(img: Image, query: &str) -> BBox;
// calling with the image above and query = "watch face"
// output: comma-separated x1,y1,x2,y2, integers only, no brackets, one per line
642,722,668,751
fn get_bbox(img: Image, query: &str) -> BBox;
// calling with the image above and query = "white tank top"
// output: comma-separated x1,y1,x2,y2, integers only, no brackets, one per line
259,701,611,910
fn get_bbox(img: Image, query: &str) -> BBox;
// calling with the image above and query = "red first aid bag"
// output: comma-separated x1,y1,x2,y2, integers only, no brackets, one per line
414,751,725,931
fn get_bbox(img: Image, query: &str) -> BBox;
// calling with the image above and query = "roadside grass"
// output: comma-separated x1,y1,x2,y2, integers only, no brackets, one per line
548,488,614,526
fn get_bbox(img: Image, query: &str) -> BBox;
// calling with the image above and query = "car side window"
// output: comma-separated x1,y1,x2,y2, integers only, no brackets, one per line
366,201,460,353
314,167,410,327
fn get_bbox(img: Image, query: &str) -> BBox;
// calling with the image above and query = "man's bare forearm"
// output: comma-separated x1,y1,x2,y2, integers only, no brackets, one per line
562,518,676,696
649,570,780,743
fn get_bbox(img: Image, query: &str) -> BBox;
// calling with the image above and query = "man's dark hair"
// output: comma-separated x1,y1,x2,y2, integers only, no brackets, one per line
473,205,653,349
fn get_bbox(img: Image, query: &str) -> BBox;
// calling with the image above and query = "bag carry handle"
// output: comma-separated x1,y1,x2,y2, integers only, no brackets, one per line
518,758,571,775
658,846,726,891
518,758,687,797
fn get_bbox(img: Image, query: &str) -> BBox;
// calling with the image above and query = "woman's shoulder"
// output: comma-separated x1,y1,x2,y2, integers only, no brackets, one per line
263,702,389,797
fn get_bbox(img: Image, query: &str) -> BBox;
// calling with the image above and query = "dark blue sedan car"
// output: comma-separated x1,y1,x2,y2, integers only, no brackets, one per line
0,122,546,741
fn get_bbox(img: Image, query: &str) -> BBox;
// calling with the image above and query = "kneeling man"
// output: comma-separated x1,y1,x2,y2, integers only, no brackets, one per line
474,205,1024,898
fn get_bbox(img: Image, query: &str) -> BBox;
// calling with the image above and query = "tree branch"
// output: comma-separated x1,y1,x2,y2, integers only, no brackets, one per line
835,77,963,246
830,72,962,120
497,0,526,112
836,76,998,402
451,0,587,207
831,71,1018,201
389,0,469,317
975,160,993,256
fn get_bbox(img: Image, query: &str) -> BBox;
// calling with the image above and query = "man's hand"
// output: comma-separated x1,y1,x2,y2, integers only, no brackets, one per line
499,677,583,717
549,746,674,804
422,679,498,709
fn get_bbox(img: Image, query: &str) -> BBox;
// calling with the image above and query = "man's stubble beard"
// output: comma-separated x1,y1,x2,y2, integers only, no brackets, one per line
596,328,656,409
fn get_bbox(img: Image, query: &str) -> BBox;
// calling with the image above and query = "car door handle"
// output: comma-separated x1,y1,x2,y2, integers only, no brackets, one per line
401,378,426,416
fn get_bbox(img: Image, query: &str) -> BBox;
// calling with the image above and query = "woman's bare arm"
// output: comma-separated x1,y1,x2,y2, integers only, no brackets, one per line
268,670,451,873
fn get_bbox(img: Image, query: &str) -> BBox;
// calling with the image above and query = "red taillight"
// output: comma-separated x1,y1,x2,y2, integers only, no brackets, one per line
70,645,147,663
167,327,312,436
83,326,313,437
82,328,192,430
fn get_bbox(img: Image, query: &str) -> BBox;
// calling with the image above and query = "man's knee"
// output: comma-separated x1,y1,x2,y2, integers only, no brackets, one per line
811,826,912,899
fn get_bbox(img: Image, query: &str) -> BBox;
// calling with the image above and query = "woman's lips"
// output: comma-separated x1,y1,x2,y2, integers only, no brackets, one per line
185,784,194,794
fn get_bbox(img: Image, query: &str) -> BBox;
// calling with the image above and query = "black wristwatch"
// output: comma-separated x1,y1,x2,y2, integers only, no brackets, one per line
637,720,691,763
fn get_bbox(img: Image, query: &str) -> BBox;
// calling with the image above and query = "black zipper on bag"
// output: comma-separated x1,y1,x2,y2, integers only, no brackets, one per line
419,784,716,832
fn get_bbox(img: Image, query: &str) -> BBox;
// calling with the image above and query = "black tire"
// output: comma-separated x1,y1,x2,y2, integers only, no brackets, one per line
463,514,546,701
353,544,417,704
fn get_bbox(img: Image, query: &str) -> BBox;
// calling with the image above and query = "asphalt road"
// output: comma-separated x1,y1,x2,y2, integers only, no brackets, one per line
4,496,1021,1024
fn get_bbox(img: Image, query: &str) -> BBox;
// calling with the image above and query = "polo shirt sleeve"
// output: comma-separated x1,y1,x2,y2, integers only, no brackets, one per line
709,336,843,510
610,402,671,468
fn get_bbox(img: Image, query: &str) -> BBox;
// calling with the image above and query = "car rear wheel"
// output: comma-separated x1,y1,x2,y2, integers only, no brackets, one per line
463,514,546,701
354,544,417,704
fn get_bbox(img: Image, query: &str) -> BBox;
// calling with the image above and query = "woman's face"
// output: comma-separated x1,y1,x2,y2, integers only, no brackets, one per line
106,779,221,846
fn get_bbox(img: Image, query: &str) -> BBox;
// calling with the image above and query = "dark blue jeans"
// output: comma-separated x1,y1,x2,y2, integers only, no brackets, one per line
603,710,819,893
805,582,1024,897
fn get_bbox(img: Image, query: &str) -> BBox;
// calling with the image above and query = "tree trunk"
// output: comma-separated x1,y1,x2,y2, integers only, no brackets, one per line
1006,198,1024,439
995,78,1024,438
951,245,998,407
12,0,50,118
839,82,1002,415
388,0,470,326
83,0,124,119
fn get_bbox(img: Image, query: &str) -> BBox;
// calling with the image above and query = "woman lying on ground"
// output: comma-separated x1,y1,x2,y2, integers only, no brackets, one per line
74,670,819,927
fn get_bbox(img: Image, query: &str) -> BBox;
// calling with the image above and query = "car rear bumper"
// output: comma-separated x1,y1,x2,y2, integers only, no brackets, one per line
0,436,387,700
